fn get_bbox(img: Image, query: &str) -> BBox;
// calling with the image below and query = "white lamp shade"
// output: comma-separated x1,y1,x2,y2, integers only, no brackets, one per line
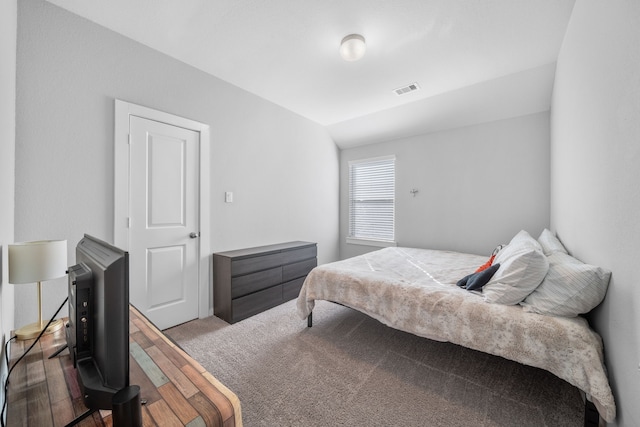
340,34,366,61
8,240,68,284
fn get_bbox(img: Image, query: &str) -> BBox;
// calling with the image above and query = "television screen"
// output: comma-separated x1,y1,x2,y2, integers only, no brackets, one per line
66,234,130,410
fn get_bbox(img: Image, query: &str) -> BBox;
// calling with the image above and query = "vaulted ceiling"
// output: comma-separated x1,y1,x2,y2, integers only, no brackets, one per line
46,0,576,148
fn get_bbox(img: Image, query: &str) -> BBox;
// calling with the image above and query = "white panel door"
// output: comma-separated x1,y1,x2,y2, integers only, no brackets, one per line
129,115,200,329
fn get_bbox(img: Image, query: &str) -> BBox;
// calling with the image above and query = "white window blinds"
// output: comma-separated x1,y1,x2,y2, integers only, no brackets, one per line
348,156,395,242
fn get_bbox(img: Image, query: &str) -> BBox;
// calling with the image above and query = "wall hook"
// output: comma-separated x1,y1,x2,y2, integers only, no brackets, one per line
410,188,419,197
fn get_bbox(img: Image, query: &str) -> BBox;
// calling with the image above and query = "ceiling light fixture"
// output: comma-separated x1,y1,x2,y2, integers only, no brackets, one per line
340,34,366,61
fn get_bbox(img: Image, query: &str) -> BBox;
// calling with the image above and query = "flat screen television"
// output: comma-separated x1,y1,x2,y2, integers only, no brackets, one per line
66,234,130,410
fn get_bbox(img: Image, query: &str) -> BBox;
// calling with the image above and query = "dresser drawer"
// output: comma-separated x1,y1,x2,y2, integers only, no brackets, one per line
281,245,317,264
282,277,306,301
231,252,282,276
231,266,282,299
282,258,317,282
232,285,283,323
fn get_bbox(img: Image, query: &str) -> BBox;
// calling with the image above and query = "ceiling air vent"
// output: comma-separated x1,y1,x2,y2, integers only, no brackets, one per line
393,82,420,96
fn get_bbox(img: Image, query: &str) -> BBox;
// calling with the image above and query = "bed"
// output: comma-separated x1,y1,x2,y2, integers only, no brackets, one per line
296,230,615,424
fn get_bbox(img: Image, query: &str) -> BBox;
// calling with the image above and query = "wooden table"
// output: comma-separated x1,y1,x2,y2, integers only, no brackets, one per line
7,306,242,426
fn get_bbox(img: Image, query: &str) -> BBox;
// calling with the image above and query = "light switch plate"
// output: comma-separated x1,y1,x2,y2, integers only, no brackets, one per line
225,191,233,203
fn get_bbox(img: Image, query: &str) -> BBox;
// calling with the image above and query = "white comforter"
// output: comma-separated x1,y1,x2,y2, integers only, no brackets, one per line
296,247,615,422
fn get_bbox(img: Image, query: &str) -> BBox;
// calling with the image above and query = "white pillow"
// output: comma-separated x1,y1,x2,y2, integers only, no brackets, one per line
538,229,568,256
482,230,549,305
520,252,611,317
510,229,543,251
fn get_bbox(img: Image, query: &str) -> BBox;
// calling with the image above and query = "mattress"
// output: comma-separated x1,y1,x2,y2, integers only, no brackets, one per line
296,246,615,422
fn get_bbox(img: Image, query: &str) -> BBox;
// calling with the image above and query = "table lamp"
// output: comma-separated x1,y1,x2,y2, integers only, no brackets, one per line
9,239,67,340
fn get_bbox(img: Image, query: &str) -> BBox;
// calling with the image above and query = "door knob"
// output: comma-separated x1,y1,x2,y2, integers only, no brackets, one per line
189,232,200,239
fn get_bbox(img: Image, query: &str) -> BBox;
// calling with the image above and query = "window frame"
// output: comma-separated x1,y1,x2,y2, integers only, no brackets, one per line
347,155,396,247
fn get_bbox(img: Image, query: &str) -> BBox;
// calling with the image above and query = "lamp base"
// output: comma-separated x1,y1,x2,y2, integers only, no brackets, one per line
15,319,64,340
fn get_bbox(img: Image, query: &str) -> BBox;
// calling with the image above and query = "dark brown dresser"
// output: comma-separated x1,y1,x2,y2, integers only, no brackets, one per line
212,241,317,323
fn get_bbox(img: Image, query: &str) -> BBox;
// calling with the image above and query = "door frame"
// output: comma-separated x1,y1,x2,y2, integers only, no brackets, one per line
114,99,212,319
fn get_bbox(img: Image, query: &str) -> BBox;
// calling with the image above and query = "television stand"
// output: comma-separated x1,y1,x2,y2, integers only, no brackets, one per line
63,385,144,427
7,305,242,426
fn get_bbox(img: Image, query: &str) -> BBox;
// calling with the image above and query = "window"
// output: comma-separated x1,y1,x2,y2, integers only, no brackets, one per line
348,155,395,245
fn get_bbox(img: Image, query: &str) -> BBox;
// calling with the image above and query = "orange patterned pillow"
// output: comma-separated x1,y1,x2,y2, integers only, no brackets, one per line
475,255,495,273
474,245,504,273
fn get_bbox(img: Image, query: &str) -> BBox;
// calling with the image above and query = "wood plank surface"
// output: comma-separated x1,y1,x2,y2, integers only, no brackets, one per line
146,399,183,427
181,365,235,424
157,382,200,424
187,393,223,427
7,306,242,426
154,339,189,370
129,355,163,406
145,346,199,399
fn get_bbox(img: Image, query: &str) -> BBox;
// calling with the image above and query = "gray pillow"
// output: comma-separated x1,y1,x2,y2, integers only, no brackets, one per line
457,263,501,291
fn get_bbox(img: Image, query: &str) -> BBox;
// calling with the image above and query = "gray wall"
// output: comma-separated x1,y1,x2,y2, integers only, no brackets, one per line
15,0,339,328
340,112,550,260
551,1,640,425
1,0,17,409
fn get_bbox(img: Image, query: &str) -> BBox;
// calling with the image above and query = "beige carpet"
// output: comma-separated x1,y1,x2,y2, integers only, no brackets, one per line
164,300,584,427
